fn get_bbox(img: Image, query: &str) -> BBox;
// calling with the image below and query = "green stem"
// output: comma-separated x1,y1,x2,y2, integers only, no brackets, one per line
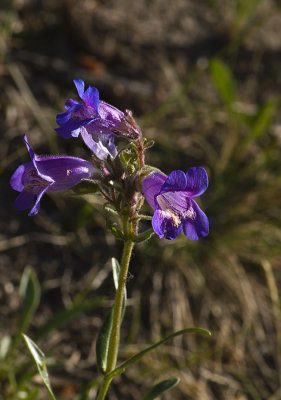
97,238,134,400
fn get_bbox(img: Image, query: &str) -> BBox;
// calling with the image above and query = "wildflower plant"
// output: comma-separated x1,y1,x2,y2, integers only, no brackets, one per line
10,79,210,399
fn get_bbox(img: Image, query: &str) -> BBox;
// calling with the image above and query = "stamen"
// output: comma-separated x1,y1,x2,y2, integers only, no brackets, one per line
157,195,181,227
184,207,196,220
157,192,196,226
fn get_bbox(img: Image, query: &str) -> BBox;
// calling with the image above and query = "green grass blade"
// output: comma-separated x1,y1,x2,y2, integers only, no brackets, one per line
209,58,235,109
249,100,276,139
22,334,56,400
141,378,180,400
108,328,211,378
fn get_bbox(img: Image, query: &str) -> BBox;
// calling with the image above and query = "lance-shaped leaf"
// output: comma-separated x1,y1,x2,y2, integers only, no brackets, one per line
111,257,127,321
96,308,114,374
22,334,56,400
96,258,127,374
19,267,41,333
141,378,180,400
107,327,211,378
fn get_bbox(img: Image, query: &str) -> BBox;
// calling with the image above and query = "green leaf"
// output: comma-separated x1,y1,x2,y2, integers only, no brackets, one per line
22,334,56,400
141,378,180,400
35,297,104,340
111,257,127,320
0,335,11,360
209,59,235,109
133,228,155,243
19,267,41,333
247,100,276,140
108,328,211,378
106,222,127,241
238,100,277,158
96,308,114,374
111,257,121,290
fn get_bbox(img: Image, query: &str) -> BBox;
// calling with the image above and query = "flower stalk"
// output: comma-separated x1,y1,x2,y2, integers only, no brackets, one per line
97,236,135,400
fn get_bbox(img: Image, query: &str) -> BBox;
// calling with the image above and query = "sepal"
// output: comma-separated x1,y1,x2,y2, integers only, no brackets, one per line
71,178,100,194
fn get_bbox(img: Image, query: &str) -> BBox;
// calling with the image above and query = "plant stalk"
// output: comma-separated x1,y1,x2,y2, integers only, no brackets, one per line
96,238,134,400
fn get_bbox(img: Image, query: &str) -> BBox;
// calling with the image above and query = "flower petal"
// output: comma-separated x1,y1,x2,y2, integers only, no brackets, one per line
142,172,167,208
22,135,53,184
99,101,123,123
152,205,183,240
102,134,117,159
56,110,72,125
55,118,95,138
14,190,35,210
81,128,116,160
152,207,166,239
56,103,82,125
34,156,95,191
10,163,32,192
83,101,123,135
64,98,79,110
74,79,85,99
23,134,35,161
185,167,208,197
28,182,53,216
183,199,209,240
160,170,187,193
82,86,99,112
165,219,183,240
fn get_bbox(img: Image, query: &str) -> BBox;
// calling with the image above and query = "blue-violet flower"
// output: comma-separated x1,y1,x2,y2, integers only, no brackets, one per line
56,79,140,159
10,135,96,216
142,168,209,240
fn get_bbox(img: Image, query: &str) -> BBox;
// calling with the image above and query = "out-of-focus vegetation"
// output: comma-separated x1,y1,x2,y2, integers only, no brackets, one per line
1,0,281,399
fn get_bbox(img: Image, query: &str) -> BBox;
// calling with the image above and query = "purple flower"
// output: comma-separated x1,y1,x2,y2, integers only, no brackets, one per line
55,79,140,159
142,168,209,240
10,135,96,216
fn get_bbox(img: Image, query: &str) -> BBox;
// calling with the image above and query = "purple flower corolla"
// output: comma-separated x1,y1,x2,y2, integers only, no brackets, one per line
142,168,209,240
55,79,140,159
10,135,96,216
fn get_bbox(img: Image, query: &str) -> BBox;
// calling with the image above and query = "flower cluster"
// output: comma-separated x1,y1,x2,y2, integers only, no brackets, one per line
11,79,209,241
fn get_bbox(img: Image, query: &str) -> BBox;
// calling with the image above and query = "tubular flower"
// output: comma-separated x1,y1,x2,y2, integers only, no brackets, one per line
10,135,96,216
142,168,209,240
55,79,140,159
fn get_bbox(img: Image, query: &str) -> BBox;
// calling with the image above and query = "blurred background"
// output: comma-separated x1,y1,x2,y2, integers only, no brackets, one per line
1,0,281,399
